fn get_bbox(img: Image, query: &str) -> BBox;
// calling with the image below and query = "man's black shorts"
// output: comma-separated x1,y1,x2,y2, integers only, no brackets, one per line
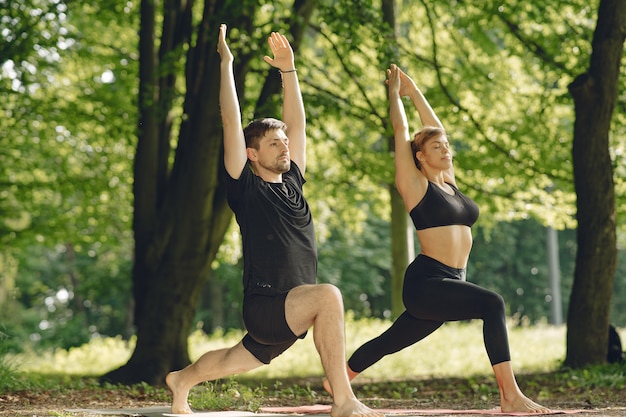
242,292,307,364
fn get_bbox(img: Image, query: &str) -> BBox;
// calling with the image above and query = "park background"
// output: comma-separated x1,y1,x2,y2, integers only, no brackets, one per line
1,0,625,389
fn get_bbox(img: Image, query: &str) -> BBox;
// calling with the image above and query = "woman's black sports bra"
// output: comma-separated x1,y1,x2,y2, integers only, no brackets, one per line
409,182,479,230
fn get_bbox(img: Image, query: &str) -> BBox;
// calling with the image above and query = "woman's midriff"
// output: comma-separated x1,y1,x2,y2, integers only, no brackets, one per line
416,225,473,269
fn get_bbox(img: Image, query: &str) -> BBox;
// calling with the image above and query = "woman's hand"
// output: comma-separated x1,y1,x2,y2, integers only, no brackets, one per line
387,64,419,98
398,67,418,97
387,64,402,95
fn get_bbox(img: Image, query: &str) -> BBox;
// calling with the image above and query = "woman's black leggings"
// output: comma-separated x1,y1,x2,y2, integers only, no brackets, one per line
348,254,511,373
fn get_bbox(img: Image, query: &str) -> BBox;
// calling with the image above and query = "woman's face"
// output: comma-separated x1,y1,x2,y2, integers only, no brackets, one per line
418,135,452,170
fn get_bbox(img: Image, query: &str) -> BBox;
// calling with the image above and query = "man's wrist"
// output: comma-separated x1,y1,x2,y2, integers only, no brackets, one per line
280,68,297,74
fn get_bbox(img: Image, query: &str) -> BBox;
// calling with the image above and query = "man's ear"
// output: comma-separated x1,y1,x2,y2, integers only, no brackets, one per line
246,147,258,161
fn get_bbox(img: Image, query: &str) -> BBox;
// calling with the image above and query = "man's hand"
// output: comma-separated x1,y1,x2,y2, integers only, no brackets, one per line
217,24,234,63
263,32,295,72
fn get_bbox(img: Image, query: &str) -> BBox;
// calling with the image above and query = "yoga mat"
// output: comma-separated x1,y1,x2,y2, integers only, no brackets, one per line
165,412,282,417
67,407,280,417
66,405,598,416
259,404,596,416
67,406,172,416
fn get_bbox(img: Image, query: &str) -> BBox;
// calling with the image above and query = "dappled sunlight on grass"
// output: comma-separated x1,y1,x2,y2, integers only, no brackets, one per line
188,328,246,360
232,318,569,380
340,319,567,379
187,328,325,378
9,336,133,375
190,315,565,379
8,317,618,381
507,323,566,373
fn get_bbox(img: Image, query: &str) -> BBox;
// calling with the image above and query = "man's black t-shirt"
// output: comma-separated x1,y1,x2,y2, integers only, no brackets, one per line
226,161,317,296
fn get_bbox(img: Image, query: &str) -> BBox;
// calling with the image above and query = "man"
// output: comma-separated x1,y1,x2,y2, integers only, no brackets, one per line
166,24,384,417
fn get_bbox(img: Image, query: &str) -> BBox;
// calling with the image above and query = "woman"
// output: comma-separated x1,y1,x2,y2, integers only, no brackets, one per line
327,64,549,414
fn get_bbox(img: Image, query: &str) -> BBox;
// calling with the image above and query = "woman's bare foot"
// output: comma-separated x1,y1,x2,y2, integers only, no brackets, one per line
500,394,551,414
323,378,332,395
166,371,193,414
331,397,385,417
493,362,550,414
324,365,359,395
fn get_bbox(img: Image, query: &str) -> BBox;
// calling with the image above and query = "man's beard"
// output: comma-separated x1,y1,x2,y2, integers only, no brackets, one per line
276,159,290,173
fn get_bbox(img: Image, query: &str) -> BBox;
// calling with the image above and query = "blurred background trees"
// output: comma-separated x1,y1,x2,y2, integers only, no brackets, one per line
1,0,624,383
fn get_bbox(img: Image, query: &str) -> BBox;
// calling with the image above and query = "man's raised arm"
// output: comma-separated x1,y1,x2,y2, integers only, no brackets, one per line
218,24,247,179
263,32,306,174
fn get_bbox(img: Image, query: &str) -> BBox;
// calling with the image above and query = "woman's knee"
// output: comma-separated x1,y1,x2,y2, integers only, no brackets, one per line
485,291,506,316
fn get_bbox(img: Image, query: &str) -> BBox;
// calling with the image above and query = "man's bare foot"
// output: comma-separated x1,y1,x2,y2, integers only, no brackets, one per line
166,371,193,414
500,394,551,414
331,397,384,417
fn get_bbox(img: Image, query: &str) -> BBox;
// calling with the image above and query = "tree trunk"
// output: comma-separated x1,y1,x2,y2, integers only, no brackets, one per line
389,185,412,317
102,0,235,385
203,271,225,330
382,0,413,318
565,0,625,368
103,0,317,385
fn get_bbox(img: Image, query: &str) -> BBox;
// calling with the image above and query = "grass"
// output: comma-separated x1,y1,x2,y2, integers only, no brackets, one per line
5,317,573,378
1,317,625,413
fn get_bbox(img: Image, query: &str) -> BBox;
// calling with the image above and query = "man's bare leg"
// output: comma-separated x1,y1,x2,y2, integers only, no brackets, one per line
285,284,384,417
493,361,550,413
166,341,263,414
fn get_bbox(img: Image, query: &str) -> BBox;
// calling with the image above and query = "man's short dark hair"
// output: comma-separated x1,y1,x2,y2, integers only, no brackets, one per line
243,118,287,149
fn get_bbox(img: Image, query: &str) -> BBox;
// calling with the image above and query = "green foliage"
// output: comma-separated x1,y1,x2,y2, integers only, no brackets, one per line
1,0,625,361
2,0,137,247
470,219,626,326
9,318,595,379
0,370,172,402
469,219,576,323
389,1,588,227
7,336,133,376
0,0,66,83
4,322,624,410
1,0,137,352
270,379,319,402
0,331,22,392
317,210,392,319
548,363,626,391
189,379,264,412
100,380,171,403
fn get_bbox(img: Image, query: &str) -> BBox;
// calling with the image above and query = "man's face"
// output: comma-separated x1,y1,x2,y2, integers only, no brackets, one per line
249,129,290,175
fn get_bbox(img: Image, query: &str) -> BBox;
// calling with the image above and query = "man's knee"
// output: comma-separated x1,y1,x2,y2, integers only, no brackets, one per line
301,283,344,312
317,283,343,303
289,283,344,313
318,282,341,295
